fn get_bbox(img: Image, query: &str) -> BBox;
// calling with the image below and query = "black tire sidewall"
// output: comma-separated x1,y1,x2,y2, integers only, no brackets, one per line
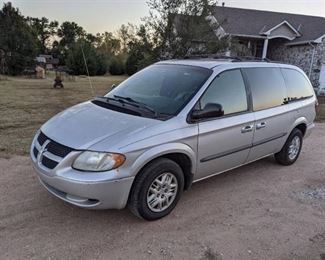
281,129,303,164
135,159,184,220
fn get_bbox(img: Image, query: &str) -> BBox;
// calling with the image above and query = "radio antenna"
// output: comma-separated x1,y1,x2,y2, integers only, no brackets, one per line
81,43,95,97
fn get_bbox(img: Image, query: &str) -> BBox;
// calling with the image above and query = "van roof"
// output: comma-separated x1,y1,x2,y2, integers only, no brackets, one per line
157,59,231,69
157,59,290,70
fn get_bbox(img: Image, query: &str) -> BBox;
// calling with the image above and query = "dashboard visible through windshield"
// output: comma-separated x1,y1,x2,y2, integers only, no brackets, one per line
104,64,212,118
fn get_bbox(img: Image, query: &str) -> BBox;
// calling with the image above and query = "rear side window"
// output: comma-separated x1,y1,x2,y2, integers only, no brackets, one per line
281,69,314,101
244,67,287,111
200,69,248,115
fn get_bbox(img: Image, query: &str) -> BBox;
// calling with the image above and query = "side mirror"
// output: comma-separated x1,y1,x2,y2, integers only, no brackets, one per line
111,84,117,90
191,103,224,120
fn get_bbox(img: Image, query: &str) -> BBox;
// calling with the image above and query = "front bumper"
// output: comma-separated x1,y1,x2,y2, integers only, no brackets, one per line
30,132,134,209
35,167,134,209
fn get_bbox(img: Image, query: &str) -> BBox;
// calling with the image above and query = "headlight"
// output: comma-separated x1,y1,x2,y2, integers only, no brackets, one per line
72,151,125,172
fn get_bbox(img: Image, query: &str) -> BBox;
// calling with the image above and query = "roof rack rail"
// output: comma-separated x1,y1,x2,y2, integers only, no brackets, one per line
232,56,271,62
183,54,271,62
183,54,241,61
183,54,213,59
213,55,242,61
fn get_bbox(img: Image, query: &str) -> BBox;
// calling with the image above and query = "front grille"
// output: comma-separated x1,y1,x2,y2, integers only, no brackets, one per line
37,132,47,146
46,140,73,158
42,156,59,169
33,147,39,158
33,131,74,170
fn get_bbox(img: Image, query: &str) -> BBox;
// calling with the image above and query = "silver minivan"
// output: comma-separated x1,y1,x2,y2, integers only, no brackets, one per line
31,59,317,220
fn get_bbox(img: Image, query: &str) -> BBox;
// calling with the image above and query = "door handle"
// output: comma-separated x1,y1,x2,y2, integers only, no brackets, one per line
241,125,253,133
256,122,266,130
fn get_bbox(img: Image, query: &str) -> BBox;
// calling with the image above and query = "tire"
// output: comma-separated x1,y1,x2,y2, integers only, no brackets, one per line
275,128,303,166
128,158,184,221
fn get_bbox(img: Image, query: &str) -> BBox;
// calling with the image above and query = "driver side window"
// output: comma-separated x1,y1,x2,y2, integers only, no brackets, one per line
200,69,248,116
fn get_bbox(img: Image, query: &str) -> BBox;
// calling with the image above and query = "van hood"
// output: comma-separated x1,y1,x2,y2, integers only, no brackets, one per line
41,101,161,150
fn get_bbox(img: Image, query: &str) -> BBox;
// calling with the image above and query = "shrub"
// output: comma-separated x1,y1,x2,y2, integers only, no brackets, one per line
125,52,139,76
66,40,107,76
125,41,156,76
109,57,124,75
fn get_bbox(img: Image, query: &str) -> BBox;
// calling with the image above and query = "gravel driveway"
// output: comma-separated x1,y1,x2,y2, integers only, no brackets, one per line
1,124,325,260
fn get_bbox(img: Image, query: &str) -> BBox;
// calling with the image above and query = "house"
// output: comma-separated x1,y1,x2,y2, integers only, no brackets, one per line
36,54,59,70
182,6,325,87
35,65,45,79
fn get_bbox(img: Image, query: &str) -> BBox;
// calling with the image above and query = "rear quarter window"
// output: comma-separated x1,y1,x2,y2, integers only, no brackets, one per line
281,68,314,102
243,67,287,111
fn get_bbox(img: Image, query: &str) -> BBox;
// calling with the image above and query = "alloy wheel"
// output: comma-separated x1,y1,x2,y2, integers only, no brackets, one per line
288,136,301,160
146,172,178,213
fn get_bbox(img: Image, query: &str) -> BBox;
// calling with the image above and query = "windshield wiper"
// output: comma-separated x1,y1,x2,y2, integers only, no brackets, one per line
97,96,137,108
94,96,170,120
113,95,158,117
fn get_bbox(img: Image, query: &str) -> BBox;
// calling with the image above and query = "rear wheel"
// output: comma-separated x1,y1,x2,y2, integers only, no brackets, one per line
128,158,184,220
275,128,303,165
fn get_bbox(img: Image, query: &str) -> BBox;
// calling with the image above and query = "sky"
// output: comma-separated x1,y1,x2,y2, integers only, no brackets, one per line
1,0,325,34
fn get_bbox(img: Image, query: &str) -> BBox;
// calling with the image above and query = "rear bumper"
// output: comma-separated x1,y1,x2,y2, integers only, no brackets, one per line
304,123,315,139
33,164,134,210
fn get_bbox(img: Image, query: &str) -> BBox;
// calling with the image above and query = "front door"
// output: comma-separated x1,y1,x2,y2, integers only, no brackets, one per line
195,69,254,180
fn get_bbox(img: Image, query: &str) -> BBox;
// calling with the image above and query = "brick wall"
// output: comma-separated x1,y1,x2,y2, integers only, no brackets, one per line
268,38,325,87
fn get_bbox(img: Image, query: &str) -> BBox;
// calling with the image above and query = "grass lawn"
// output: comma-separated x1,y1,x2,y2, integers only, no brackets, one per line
0,75,127,156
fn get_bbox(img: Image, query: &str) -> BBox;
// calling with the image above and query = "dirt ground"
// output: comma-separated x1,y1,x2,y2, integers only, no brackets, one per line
0,124,325,260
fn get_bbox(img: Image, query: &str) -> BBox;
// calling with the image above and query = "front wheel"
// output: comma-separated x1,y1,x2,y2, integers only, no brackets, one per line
128,158,184,220
275,128,303,165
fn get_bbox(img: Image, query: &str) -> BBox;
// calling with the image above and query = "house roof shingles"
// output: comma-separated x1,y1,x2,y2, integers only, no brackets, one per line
212,6,325,44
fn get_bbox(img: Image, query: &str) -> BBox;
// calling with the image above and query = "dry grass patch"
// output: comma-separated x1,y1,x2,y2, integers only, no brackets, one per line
0,75,127,156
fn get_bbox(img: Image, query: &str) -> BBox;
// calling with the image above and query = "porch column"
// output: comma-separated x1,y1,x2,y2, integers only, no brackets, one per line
262,38,269,59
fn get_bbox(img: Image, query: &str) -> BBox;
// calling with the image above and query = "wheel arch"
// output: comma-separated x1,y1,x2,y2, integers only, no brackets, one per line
130,143,197,191
292,117,308,136
294,123,307,136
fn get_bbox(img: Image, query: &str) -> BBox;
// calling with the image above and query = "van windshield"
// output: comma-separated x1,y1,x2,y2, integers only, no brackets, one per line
106,64,212,116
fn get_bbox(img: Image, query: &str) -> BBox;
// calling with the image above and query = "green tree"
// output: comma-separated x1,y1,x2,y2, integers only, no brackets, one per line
58,21,85,47
96,32,122,72
65,40,106,76
0,2,37,75
125,25,156,75
125,0,228,75
27,17,58,53
109,56,124,75
97,32,121,57
116,23,136,54
85,33,101,47
146,0,228,58
57,21,85,63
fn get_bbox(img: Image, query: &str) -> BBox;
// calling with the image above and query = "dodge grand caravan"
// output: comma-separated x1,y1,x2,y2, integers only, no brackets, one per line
31,59,317,220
